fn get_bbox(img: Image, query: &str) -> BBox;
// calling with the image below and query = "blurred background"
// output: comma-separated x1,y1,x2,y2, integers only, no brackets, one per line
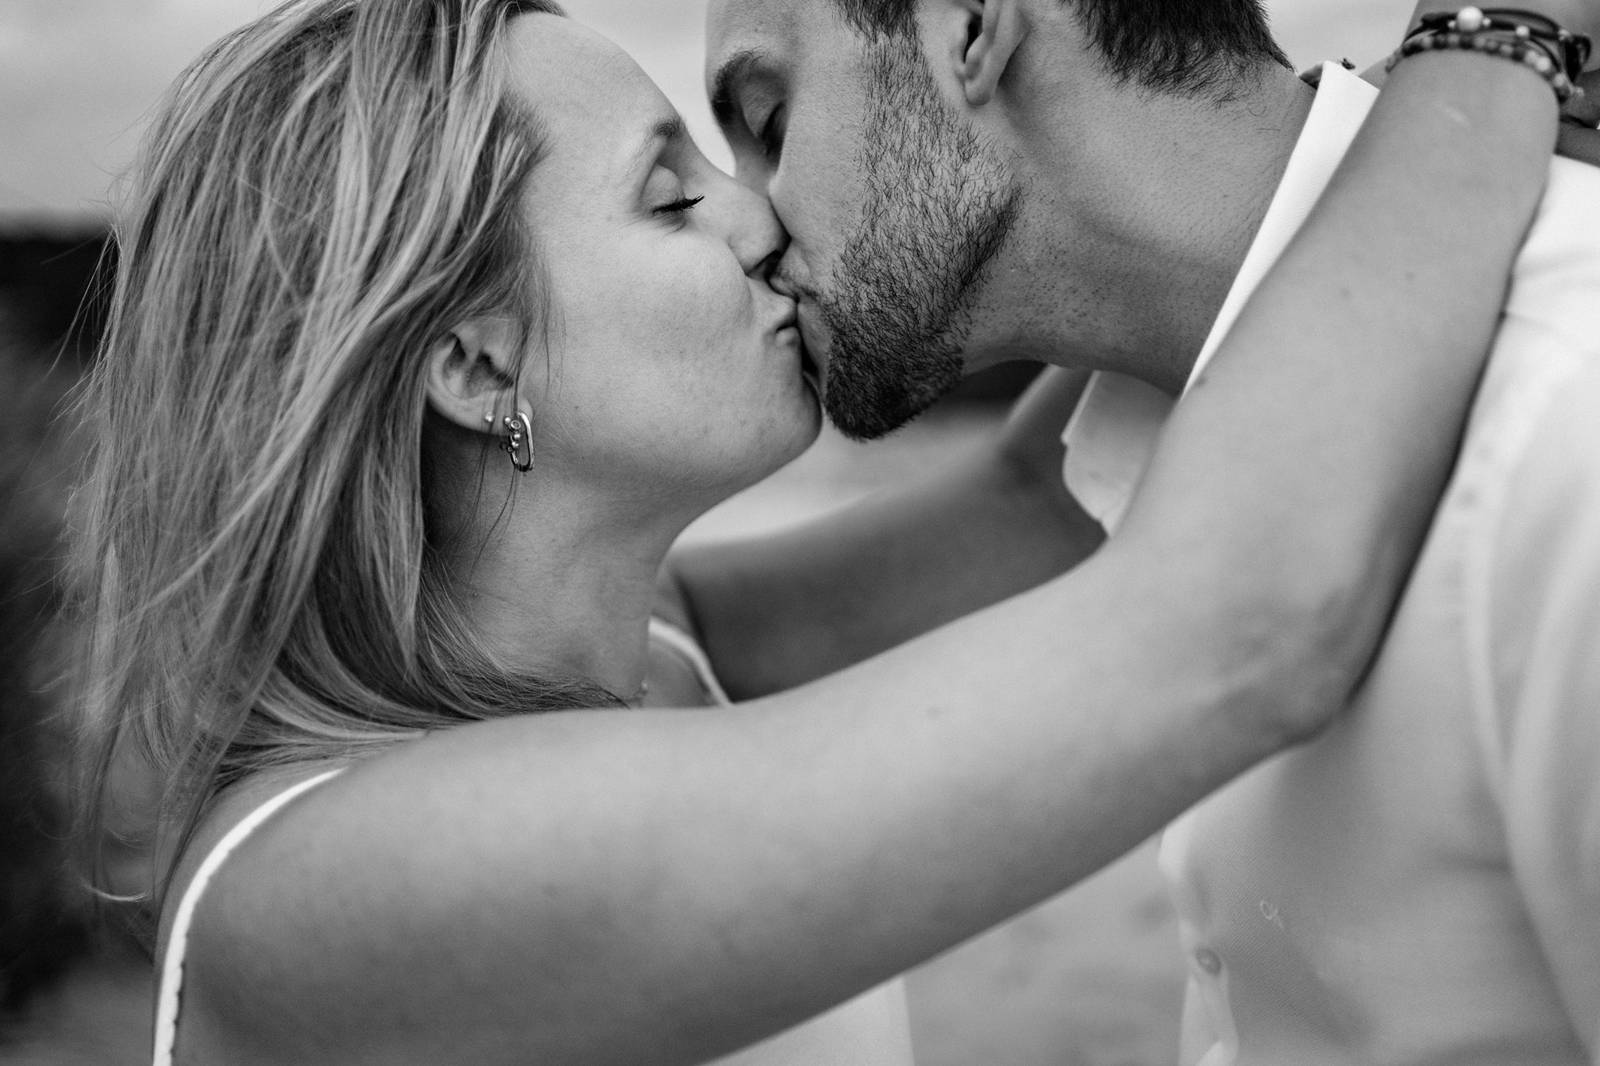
1,1,1412,1063
3,0,1409,216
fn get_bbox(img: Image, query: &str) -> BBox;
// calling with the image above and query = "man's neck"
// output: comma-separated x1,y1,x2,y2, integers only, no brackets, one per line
973,64,1317,392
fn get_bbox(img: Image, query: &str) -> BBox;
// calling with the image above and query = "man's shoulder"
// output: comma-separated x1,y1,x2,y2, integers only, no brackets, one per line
1467,328,1600,642
1495,350,1600,499
1460,171,1600,583
1502,155,1600,359
1544,146,1600,205
1521,151,1600,268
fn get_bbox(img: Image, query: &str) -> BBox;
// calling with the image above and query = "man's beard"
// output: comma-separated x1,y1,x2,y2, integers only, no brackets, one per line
814,36,1021,441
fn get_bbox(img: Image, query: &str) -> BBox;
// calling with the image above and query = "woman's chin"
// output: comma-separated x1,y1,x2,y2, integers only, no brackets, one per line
769,405,824,473
725,405,824,500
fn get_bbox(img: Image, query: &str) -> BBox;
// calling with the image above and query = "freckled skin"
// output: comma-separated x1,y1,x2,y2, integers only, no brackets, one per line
508,14,820,509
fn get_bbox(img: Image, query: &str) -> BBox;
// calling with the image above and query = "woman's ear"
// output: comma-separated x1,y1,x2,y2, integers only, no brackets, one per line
956,0,1025,107
424,318,522,432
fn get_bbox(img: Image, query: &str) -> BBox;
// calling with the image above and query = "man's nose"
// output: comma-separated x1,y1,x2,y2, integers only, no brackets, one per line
713,173,789,278
767,260,800,300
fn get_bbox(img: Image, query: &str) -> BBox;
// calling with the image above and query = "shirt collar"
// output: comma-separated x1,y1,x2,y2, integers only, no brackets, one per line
1186,64,1378,385
1061,63,1379,531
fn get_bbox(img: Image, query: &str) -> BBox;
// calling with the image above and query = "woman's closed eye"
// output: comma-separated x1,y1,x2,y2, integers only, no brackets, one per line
654,194,705,216
643,164,702,219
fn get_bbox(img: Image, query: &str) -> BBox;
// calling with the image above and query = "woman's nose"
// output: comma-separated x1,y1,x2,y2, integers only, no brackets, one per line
711,172,788,278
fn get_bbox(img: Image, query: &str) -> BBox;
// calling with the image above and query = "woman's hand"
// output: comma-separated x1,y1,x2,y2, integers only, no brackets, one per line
1559,69,1600,162
1567,67,1600,125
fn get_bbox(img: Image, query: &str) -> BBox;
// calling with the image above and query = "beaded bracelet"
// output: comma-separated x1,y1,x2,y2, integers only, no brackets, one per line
1387,7,1591,104
1414,8,1590,77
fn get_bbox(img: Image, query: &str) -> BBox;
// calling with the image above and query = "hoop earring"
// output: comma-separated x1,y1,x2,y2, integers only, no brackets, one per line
501,411,534,474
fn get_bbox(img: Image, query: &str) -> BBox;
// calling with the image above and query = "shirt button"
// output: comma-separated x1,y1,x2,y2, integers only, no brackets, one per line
1194,948,1223,975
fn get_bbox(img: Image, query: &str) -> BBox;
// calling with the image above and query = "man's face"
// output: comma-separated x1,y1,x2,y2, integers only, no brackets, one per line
705,0,1021,439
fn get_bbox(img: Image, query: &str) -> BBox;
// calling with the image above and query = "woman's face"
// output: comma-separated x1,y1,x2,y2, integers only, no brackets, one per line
504,15,821,512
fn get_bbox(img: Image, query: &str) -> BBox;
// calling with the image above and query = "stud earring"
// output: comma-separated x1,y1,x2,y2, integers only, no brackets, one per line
501,411,534,473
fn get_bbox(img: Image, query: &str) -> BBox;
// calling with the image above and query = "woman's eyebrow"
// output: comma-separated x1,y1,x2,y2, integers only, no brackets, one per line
626,116,685,179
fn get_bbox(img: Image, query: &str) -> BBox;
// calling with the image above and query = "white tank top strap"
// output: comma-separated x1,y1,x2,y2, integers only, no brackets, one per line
648,616,733,706
152,768,345,1066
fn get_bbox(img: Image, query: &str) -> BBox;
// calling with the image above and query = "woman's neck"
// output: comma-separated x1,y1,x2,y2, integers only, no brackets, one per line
449,492,683,705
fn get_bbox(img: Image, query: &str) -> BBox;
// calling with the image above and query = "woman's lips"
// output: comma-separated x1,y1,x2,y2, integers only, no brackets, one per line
772,320,819,396
793,299,832,390
769,303,819,396
792,330,821,396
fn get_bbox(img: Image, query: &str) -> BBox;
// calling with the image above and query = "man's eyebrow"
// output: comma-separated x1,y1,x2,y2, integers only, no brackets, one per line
709,49,765,125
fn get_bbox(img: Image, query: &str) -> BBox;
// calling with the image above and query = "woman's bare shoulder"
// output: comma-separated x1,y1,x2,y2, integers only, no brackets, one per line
159,765,346,937
156,761,353,1062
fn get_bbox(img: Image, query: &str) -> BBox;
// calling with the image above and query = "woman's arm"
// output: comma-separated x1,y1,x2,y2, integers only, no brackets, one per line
185,48,1560,1066
662,366,1103,698
1383,0,1600,161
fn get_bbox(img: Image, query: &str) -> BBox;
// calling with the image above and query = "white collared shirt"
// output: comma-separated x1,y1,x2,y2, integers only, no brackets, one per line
1061,62,1376,523
1065,63,1600,1065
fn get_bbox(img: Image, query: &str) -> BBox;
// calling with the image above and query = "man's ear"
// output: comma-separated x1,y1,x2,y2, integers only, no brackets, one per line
947,0,1026,107
424,317,524,433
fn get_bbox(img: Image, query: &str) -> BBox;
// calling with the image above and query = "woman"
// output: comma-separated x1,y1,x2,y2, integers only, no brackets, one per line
70,0,1583,1063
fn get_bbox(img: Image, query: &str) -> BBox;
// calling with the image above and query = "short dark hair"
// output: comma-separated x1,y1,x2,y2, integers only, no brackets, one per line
829,0,1291,96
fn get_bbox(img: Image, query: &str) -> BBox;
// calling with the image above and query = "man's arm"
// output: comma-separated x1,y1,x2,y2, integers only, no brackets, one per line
664,366,1105,698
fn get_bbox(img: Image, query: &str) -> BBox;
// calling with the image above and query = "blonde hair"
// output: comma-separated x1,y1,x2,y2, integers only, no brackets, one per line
72,0,617,911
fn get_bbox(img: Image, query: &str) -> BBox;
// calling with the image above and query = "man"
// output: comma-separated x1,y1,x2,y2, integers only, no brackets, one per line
704,0,1600,1061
